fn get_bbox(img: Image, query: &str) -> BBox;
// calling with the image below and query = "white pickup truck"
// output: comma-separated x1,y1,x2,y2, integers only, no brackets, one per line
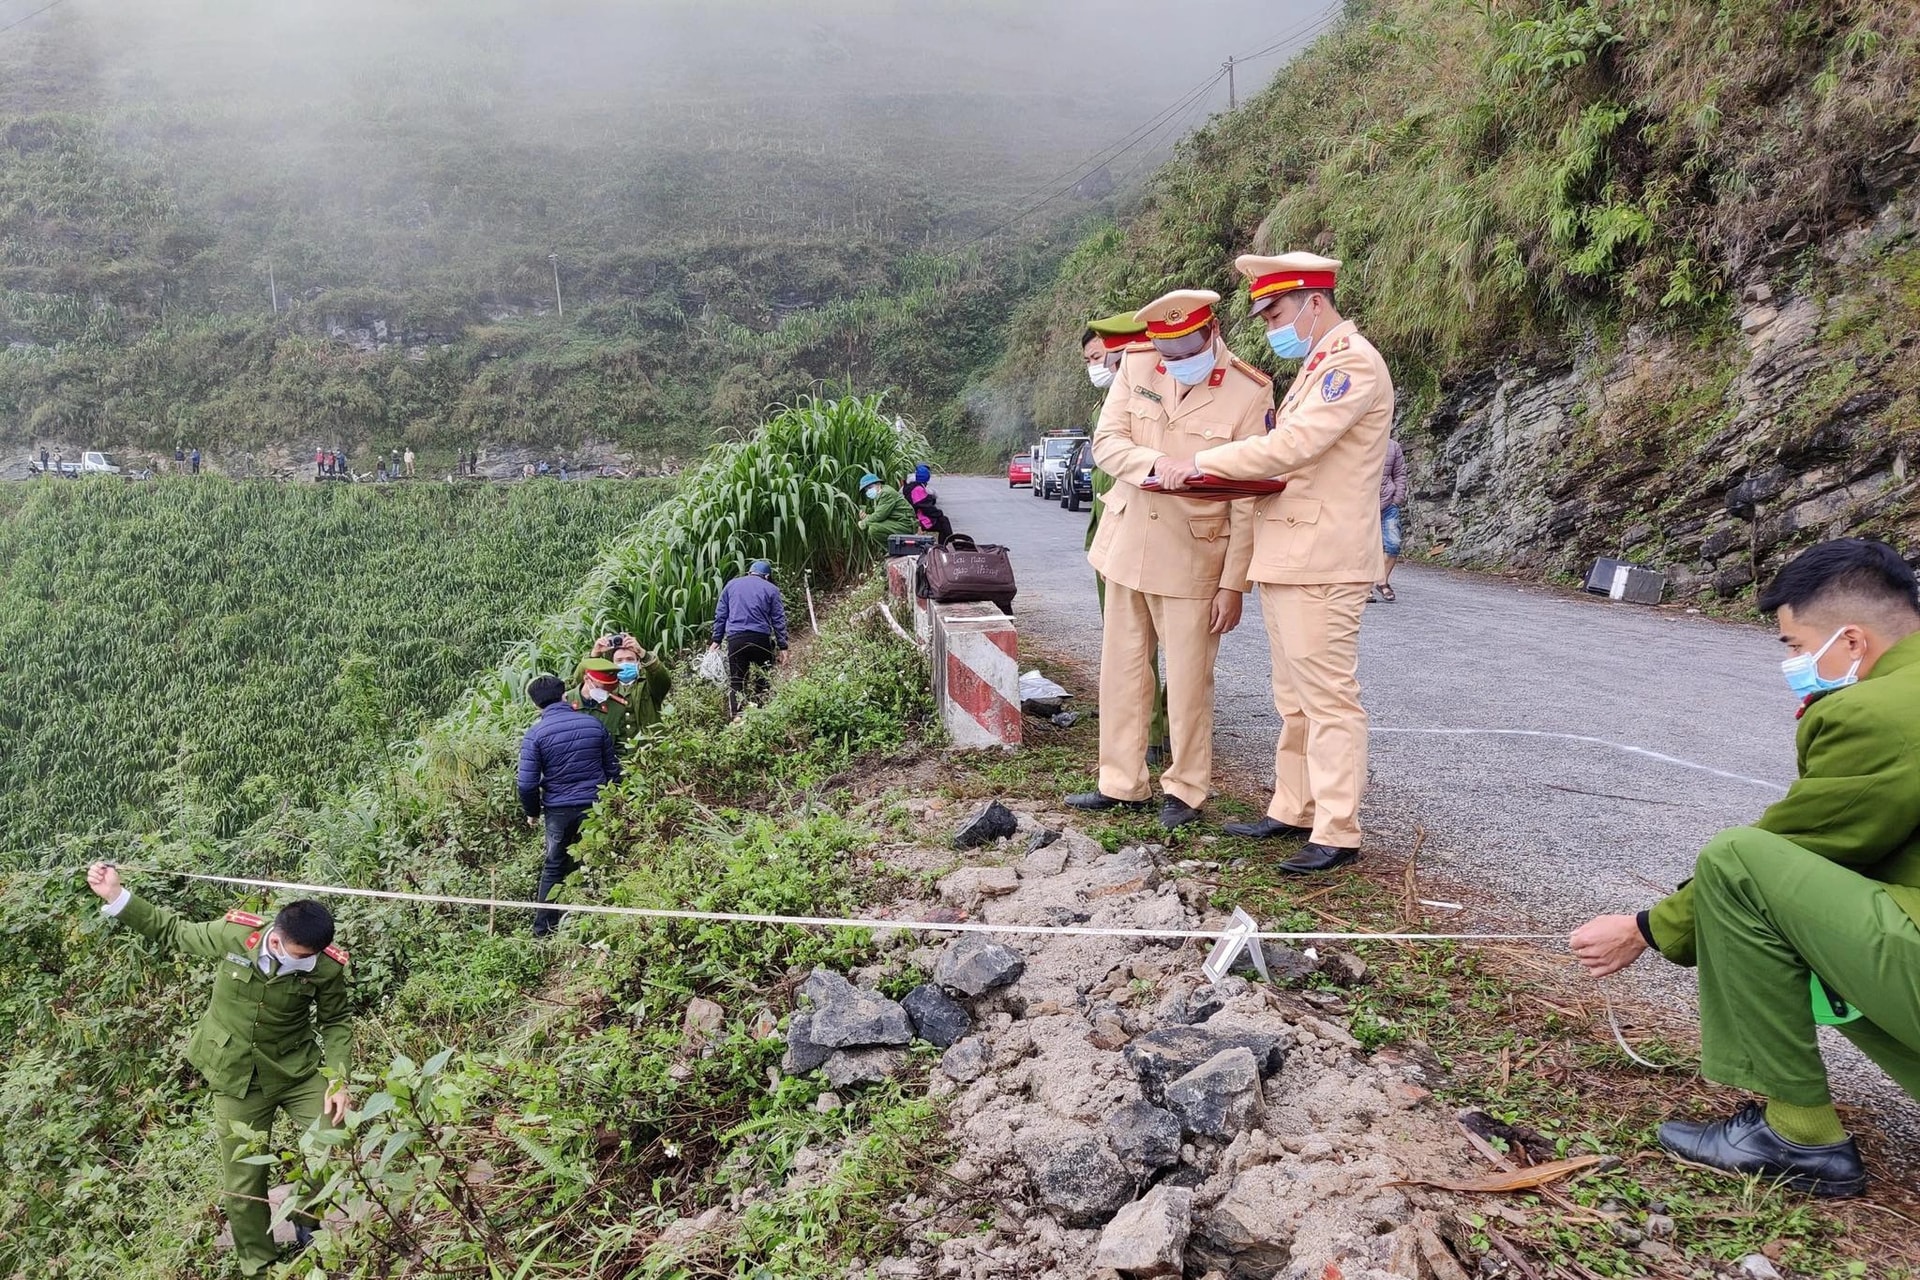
44,450,121,477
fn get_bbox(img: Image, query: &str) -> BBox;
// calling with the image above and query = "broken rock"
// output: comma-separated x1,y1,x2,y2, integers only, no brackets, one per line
901,984,971,1047
1093,1185,1193,1277
1103,1101,1183,1173
1258,942,1318,986
801,969,912,1048
941,1035,991,1082
823,1046,907,1089
1021,1131,1134,1226
1165,1047,1265,1139
781,1010,832,1073
1124,1026,1285,1105
938,865,1020,909
1316,949,1369,987
934,934,1026,997
953,800,1019,849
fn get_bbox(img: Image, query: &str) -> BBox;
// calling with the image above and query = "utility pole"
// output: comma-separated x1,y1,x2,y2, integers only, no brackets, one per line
549,253,564,318
1224,56,1236,110
267,260,278,316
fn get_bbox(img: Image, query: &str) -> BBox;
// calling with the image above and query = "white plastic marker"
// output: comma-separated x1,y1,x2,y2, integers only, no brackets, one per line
114,866,1561,945
1370,727,1789,794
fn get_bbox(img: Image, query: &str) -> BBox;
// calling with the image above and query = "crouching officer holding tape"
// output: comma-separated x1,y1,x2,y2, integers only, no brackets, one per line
1070,288,1272,830
1572,539,1920,1198
84,862,353,1273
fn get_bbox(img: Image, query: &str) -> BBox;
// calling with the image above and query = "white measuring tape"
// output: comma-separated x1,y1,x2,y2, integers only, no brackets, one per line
116,866,1561,944
95,866,1669,1070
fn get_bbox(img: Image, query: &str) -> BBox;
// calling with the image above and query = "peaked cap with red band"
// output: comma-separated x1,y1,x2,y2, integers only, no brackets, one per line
1236,252,1341,315
1086,310,1148,351
1134,289,1220,341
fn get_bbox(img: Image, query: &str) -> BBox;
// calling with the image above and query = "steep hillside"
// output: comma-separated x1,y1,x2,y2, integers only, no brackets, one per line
982,0,1920,598
0,0,1265,464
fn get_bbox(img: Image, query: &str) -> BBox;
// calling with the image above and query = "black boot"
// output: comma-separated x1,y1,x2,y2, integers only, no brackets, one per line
1278,842,1359,874
1160,797,1203,829
1657,1103,1866,1197
1221,816,1312,840
1065,792,1153,812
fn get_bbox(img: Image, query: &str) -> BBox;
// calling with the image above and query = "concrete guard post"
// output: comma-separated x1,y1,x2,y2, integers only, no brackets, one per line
931,602,1022,750
885,554,932,642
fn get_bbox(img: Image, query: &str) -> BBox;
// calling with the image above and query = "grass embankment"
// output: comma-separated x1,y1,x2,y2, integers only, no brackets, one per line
0,394,933,1276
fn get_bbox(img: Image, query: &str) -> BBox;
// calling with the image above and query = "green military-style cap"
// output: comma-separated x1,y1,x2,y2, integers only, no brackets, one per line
1086,310,1149,341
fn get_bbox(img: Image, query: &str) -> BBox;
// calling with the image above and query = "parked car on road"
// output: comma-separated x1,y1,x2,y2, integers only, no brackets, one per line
1032,431,1086,500
1006,450,1033,488
1061,439,1094,511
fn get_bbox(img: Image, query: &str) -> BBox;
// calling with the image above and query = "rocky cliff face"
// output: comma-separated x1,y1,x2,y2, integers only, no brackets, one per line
1416,199,1920,601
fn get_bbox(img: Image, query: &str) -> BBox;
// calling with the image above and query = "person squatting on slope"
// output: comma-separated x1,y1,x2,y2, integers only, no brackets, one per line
1571,538,1920,1197
82,863,352,1275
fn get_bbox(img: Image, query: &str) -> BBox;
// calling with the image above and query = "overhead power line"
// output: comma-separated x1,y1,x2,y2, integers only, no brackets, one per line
0,0,67,37
963,4,1344,246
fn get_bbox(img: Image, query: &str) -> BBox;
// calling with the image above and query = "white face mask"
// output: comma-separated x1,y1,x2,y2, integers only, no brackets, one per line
265,931,318,975
583,683,610,704
1087,364,1116,389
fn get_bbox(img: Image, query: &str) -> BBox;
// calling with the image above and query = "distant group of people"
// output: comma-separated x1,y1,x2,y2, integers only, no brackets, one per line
857,463,950,544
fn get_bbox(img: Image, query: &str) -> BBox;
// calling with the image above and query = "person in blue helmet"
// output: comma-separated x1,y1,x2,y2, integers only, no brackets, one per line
710,560,790,717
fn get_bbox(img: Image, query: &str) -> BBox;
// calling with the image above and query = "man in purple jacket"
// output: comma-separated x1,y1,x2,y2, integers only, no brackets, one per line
1375,436,1408,603
710,559,789,718
516,673,621,937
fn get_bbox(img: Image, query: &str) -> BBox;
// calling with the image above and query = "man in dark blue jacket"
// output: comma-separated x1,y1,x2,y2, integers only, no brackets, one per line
516,673,621,937
709,559,789,718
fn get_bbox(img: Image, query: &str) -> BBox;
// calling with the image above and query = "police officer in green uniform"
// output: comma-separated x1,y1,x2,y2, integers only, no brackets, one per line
1083,311,1171,765
857,472,920,544
572,656,638,747
85,862,352,1273
1572,539,1920,1197
610,635,672,735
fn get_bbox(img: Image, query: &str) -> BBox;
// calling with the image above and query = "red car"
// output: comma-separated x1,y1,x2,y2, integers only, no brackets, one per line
1006,452,1034,488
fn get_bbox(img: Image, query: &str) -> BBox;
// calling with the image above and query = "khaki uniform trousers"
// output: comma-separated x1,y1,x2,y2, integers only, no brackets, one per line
213,1072,327,1274
1260,581,1370,847
1098,581,1221,809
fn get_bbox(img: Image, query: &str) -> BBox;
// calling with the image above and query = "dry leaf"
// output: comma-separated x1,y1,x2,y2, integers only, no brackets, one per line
1387,1154,1606,1193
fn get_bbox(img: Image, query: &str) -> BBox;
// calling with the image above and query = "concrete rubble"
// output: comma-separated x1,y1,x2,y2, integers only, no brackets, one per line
765,799,1504,1280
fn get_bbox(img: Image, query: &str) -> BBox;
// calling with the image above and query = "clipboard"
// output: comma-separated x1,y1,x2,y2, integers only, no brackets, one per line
1140,475,1288,500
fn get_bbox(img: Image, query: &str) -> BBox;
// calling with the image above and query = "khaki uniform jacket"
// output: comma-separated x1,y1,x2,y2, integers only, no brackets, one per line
1089,342,1272,599
1193,320,1394,585
115,894,352,1098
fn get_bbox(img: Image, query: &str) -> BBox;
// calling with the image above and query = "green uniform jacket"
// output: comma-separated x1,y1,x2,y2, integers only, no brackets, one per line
114,894,352,1098
575,659,673,743
1647,631,1920,964
862,487,920,541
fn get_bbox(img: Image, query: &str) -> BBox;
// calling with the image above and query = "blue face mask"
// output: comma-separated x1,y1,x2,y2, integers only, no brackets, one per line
1163,348,1217,386
1781,627,1859,699
1266,306,1319,359
617,662,640,683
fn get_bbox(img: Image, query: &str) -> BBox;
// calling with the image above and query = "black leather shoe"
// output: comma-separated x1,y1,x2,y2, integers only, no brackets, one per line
1160,798,1203,829
1145,743,1170,768
1065,791,1152,812
1221,816,1313,840
1279,842,1360,874
1658,1103,1866,1197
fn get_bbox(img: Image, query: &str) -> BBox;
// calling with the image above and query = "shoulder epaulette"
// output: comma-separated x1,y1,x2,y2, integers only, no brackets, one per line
608,694,628,706
1329,335,1353,354
324,944,350,966
226,909,264,927
1229,355,1272,387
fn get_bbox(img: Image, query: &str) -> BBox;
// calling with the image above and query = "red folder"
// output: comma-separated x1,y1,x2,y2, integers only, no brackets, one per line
1139,475,1288,500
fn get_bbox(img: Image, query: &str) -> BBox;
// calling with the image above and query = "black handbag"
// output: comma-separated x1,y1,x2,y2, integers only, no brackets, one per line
916,534,1016,614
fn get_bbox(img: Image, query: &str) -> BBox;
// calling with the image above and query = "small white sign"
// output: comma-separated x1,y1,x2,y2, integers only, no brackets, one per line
1202,907,1271,984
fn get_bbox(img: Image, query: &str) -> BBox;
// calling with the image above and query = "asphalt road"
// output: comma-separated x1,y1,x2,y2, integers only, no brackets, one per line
942,474,1920,1145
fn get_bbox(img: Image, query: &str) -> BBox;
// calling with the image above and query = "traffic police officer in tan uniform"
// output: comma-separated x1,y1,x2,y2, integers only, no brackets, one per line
84,862,352,1274
1069,288,1273,829
1155,253,1394,872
